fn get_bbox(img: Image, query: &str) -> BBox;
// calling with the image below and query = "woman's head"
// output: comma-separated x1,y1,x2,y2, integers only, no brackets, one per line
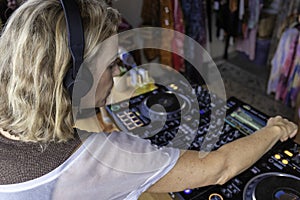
0,0,120,142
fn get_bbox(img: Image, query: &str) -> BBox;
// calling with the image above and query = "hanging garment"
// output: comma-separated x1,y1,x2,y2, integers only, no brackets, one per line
140,0,160,61
172,0,185,72
159,0,175,68
181,0,207,48
281,35,300,106
235,26,258,60
180,0,207,84
247,0,261,29
140,0,180,70
267,28,299,96
235,0,261,60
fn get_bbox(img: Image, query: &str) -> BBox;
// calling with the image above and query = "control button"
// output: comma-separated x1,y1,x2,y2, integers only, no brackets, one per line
224,191,233,198
282,159,289,165
120,102,129,108
110,105,120,111
242,105,251,110
268,158,274,163
250,168,259,174
284,150,293,157
221,188,227,194
126,123,136,130
131,117,139,122
184,115,192,121
124,121,133,125
134,121,144,127
233,178,242,186
117,113,126,118
273,162,283,170
292,154,300,164
209,193,224,200
274,154,281,160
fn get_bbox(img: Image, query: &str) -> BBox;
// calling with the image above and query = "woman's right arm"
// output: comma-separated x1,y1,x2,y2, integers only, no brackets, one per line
146,116,298,193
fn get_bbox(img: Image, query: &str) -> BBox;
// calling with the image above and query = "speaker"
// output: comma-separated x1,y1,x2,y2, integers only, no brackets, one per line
60,0,93,106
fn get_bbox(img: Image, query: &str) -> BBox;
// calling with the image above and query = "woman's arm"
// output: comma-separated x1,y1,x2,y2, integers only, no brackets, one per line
147,116,298,193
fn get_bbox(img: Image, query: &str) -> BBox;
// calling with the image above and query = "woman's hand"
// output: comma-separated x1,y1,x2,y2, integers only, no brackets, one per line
266,116,298,142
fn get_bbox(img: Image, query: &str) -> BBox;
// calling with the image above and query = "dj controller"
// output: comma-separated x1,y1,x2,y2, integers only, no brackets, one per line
106,81,300,200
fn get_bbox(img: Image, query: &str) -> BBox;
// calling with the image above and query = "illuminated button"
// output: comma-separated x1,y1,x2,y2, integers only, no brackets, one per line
282,159,289,165
183,189,192,194
209,193,223,200
274,154,281,160
284,150,293,157
243,105,251,110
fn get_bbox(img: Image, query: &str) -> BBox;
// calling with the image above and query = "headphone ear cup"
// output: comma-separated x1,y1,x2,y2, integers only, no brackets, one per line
64,66,94,105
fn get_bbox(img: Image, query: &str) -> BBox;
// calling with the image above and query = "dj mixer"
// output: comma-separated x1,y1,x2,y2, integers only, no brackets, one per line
106,82,300,200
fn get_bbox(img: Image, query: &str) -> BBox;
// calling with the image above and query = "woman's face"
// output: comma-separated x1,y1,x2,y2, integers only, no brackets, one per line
79,38,120,108
95,57,120,107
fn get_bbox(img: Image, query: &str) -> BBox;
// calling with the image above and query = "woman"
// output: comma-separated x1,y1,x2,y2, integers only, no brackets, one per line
0,0,297,199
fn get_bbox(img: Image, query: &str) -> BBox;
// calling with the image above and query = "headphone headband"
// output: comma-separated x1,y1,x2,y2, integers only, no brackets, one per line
60,0,84,78
60,0,93,106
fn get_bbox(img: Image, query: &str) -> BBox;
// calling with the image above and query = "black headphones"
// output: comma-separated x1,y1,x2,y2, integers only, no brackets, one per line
60,0,93,106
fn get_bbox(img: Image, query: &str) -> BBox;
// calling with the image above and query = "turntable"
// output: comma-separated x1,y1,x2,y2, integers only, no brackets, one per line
244,172,300,200
106,83,300,200
140,90,190,121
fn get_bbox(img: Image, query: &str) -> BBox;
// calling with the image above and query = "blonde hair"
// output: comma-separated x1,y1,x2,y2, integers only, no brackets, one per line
0,0,120,142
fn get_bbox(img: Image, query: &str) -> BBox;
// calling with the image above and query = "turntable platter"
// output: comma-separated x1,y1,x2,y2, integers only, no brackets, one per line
140,91,190,121
244,172,300,200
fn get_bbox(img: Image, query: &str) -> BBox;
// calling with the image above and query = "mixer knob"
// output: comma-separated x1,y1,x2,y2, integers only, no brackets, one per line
224,191,233,198
205,133,213,141
214,141,221,149
220,138,227,145
292,154,300,164
291,144,300,153
233,130,240,138
197,129,205,136
224,124,231,132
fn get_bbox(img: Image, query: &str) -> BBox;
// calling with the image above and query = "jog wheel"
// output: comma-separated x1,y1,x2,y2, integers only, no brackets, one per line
243,172,300,200
140,91,190,121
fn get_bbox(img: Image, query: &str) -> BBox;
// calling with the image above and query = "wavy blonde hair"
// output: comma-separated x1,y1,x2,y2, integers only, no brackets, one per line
0,0,120,142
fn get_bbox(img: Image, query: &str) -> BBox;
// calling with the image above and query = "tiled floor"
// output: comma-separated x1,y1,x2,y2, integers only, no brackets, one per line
216,60,295,121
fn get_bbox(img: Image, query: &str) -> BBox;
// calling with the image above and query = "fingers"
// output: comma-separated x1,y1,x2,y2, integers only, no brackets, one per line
267,115,298,142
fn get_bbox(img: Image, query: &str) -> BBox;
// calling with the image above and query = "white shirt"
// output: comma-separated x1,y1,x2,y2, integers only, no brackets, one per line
0,131,180,200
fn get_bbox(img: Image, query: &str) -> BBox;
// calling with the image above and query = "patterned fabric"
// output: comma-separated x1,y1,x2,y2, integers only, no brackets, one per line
159,0,175,68
180,0,207,84
172,0,185,72
0,132,81,184
267,28,299,95
268,27,300,107
180,0,207,48
140,0,207,78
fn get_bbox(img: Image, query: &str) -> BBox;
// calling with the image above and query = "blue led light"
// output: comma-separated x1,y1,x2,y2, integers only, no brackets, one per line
184,189,192,194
